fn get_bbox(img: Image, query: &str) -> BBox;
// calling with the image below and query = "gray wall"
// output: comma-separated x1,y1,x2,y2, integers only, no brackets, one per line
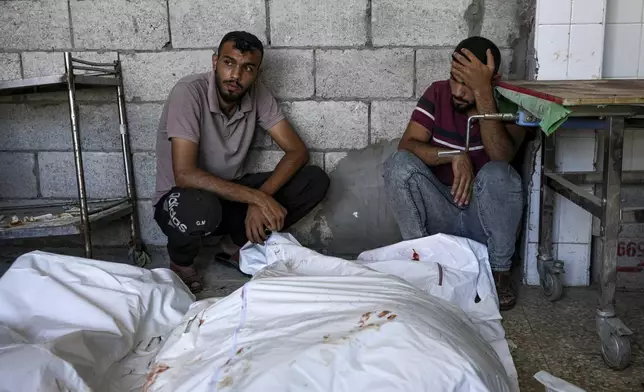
0,0,534,257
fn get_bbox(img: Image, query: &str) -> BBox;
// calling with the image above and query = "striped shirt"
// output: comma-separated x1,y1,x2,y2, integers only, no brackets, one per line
410,80,490,186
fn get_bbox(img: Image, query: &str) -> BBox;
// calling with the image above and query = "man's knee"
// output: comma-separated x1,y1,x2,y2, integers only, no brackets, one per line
300,165,330,201
476,161,523,194
383,150,424,185
158,187,222,236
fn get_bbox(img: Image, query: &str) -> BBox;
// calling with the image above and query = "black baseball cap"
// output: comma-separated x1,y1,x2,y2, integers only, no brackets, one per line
163,187,222,236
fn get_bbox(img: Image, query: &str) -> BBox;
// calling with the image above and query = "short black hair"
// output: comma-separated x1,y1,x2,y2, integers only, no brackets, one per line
217,31,264,59
454,36,502,75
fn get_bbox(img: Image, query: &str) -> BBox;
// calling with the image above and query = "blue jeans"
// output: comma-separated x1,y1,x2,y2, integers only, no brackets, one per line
383,150,524,272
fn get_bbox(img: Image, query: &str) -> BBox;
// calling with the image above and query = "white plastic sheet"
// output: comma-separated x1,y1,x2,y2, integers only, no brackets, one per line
0,251,194,392
534,371,586,392
148,233,519,392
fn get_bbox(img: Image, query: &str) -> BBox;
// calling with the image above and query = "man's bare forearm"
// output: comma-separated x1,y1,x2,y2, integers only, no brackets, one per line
399,138,454,166
474,87,515,161
259,150,309,196
175,169,262,205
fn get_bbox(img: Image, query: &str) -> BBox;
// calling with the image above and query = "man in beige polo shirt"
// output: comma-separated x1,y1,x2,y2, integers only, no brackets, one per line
154,31,330,293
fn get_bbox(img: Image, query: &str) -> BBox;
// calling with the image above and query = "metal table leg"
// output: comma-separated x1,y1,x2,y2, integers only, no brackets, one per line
596,116,632,370
537,131,564,301
64,52,92,259
115,57,149,267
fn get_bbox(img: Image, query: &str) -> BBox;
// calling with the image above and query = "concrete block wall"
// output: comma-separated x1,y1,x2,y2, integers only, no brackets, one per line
0,0,533,258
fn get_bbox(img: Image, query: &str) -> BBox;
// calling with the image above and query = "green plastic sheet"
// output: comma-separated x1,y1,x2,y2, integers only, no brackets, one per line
494,86,572,136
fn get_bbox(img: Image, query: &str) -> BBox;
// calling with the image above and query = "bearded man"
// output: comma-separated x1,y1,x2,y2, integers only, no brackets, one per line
153,31,329,293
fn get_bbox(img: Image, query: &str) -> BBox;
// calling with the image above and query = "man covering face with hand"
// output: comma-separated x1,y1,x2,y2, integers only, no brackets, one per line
384,36,527,310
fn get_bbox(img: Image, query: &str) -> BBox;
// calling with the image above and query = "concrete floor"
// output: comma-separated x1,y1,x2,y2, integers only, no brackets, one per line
1,247,643,391
504,286,644,392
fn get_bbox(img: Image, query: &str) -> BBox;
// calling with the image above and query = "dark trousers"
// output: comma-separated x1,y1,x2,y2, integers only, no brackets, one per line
154,165,330,266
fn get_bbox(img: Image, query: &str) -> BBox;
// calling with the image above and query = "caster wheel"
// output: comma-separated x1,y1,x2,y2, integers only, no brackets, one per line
601,333,631,370
540,270,563,301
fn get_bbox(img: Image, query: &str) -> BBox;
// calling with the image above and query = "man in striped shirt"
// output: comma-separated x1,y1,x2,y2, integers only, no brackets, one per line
383,36,527,310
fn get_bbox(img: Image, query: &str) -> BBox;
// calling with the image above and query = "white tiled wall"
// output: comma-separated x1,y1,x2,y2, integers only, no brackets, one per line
536,0,606,79
603,0,644,78
603,1,644,182
524,0,606,286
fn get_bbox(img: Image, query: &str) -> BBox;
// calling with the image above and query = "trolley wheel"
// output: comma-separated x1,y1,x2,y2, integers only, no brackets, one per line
601,333,631,370
540,270,563,302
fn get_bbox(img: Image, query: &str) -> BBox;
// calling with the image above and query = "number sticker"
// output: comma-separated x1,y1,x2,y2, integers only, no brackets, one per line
617,239,644,259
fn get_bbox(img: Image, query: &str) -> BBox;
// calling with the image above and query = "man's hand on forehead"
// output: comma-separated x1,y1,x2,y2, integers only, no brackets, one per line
450,48,496,93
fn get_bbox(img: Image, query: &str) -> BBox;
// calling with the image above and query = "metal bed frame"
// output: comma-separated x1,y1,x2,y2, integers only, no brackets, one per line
439,94,644,371
0,52,148,265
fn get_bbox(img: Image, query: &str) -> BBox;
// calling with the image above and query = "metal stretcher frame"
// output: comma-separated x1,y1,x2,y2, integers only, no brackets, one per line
0,52,149,265
442,79,644,371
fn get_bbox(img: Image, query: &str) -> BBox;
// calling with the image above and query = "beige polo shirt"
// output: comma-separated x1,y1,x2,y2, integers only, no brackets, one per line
154,71,285,204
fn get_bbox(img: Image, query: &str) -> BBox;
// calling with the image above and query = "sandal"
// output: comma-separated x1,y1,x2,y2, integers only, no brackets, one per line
170,263,204,294
493,271,517,311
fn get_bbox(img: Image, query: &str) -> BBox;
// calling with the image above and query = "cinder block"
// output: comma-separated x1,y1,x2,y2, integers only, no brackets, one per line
371,101,416,143
0,104,69,150
270,0,367,46
260,49,314,99
324,152,348,173
372,0,469,46
244,150,324,173
126,103,163,151
70,0,169,50
316,49,414,99
38,152,127,199
121,51,212,101
0,153,38,198
480,0,521,49
79,104,122,150
0,0,70,50
0,54,21,81
0,103,121,151
169,0,266,48
138,200,167,245
245,150,284,173
415,48,453,97
133,152,156,199
281,101,369,149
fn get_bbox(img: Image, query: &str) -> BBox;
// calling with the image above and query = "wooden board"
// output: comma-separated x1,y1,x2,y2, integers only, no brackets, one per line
496,79,644,106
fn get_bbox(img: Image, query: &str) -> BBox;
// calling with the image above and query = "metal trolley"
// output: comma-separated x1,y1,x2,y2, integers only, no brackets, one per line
0,52,149,266
440,79,644,371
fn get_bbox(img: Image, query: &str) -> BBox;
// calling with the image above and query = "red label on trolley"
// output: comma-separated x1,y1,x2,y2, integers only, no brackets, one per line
616,239,644,273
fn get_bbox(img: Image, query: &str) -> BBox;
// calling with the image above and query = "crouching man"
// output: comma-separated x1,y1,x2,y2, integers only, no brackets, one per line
383,36,526,310
153,31,330,293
